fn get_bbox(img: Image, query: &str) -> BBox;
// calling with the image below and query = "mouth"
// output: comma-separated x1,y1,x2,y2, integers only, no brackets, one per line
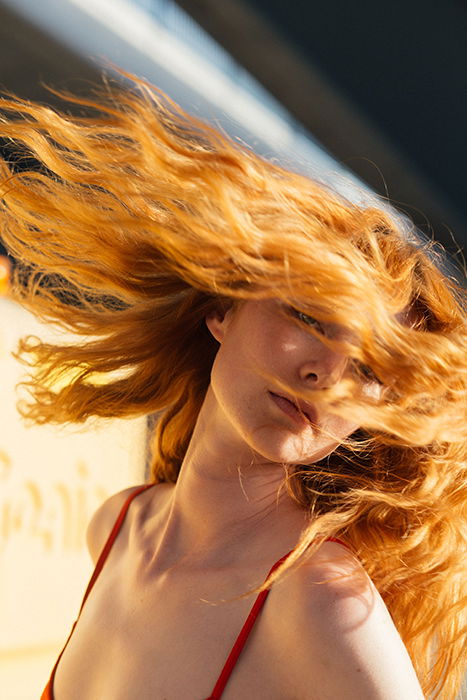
268,391,317,427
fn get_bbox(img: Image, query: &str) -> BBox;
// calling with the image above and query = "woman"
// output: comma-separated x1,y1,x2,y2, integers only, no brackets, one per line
0,73,465,699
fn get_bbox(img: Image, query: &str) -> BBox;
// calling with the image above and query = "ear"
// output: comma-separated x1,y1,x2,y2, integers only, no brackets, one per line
205,305,235,343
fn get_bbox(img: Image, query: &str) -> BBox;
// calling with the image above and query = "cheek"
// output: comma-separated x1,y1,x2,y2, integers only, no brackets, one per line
209,338,253,416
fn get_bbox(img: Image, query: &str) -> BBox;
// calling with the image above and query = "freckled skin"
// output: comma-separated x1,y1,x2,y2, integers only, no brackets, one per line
205,299,364,467
52,299,424,700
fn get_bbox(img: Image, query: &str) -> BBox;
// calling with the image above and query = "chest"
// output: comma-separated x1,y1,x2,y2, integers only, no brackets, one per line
52,554,300,700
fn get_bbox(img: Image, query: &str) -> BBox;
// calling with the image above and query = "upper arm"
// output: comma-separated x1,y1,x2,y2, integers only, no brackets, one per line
281,547,425,699
86,485,146,564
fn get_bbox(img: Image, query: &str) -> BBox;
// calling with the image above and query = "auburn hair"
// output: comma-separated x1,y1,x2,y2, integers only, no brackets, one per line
0,72,465,699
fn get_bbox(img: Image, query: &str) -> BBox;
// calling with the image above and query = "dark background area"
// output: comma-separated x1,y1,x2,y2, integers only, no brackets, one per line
0,0,466,272
177,0,467,266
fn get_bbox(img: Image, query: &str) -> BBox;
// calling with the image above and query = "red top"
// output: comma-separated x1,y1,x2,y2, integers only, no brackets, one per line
41,483,348,700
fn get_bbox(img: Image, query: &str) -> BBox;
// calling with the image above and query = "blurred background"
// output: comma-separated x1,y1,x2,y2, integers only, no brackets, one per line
0,0,465,697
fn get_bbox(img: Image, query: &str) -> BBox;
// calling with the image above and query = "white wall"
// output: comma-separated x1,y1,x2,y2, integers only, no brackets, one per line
0,298,147,698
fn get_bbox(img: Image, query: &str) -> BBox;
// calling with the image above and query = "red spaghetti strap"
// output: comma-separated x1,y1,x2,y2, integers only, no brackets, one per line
205,550,293,700
325,535,352,551
205,536,351,699
79,483,156,611
41,482,156,700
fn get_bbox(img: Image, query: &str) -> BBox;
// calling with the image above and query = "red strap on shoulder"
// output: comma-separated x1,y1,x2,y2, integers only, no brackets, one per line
325,535,351,550
42,482,155,700
205,550,293,700
79,483,155,611
205,536,350,700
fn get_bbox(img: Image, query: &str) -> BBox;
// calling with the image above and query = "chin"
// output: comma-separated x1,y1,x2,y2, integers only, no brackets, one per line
243,419,344,467
251,433,336,466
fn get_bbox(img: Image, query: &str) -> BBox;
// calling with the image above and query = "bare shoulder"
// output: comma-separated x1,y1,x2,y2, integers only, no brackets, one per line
86,483,155,564
271,541,424,700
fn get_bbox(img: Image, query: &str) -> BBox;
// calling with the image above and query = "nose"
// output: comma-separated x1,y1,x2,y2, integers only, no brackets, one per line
298,345,349,389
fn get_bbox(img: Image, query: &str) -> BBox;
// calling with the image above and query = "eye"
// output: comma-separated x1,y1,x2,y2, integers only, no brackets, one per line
287,306,324,333
356,362,383,386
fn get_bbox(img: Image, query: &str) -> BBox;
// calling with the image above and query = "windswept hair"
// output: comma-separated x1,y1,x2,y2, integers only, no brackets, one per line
0,72,465,699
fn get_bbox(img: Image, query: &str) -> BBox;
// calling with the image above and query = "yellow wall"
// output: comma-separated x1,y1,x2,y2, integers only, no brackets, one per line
0,298,147,698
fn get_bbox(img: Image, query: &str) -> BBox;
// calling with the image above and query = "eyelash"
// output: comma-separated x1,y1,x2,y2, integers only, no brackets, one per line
355,363,382,385
287,306,382,385
288,306,324,332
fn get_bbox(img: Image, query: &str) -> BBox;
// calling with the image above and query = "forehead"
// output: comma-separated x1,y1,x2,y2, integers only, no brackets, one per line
237,298,418,333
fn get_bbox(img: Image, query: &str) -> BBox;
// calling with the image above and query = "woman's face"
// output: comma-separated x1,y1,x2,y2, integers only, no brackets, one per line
205,299,376,466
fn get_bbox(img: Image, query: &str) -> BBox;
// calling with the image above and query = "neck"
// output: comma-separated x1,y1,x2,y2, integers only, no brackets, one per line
149,390,308,574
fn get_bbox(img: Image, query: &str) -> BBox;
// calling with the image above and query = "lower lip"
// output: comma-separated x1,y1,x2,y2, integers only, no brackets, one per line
268,392,311,427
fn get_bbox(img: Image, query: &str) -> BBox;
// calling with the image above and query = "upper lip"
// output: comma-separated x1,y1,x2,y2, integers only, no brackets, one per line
270,390,319,425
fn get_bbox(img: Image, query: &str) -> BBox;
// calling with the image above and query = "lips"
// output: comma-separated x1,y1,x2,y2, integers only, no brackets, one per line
269,391,318,427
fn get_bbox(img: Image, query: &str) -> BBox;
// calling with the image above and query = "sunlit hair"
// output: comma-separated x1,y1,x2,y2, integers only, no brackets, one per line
0,72,465,699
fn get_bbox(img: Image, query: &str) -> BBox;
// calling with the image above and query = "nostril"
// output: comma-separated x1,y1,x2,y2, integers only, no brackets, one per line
306,372,318,382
